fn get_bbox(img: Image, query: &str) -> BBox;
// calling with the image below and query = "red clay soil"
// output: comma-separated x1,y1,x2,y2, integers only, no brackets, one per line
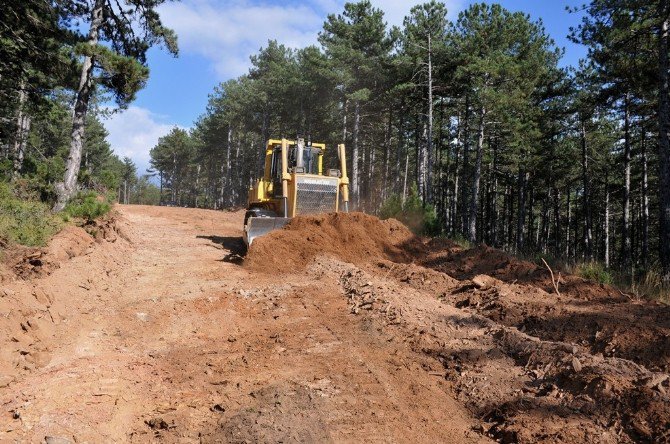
2,207,669,443
245,212,421,272
245,213,670,442
416,244,670,373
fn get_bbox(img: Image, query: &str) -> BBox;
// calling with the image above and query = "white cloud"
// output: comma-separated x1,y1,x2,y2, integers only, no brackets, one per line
159,0,323,79
158,0,465,79
104,106,183,174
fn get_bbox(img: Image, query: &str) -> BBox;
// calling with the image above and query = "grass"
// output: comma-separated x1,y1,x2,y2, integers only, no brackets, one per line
451,234,472,249
0,183,113,248
629,269,670,304
573,261,613,285
557,258,668,303
0,182,63,247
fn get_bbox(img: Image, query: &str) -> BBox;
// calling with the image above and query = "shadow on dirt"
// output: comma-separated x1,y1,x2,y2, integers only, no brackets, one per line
197,235,246,264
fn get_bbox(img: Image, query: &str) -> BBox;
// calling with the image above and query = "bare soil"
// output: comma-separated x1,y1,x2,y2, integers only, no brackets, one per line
0,206,668,443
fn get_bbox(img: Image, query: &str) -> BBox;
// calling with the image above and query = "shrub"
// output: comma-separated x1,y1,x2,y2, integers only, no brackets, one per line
377,184,440,235
575,261,613,285
630,268,670,303
0,182,62,247
63,190,112,221
451,234,472,249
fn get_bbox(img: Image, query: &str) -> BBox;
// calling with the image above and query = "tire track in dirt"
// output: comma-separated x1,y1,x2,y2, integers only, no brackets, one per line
0,206,487,443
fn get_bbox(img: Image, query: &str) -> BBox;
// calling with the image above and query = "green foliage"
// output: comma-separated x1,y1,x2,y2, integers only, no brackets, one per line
63,191,112,221
76,44,150,108
0,182,62,247
378,184,439,235
574,261,613,285
133,176,161,205
450,235,472,249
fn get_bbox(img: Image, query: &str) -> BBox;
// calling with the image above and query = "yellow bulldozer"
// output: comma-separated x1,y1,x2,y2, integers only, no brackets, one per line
243,138,350,246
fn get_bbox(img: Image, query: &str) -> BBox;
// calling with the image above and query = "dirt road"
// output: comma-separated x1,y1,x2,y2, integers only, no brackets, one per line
0,206,485,443
1,205,669,443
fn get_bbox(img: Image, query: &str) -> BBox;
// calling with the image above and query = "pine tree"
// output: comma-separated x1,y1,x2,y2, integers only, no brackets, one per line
319,0,394,208
53,0,178,211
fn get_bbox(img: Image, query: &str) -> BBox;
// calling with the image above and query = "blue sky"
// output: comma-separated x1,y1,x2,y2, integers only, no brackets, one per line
104,0,587,174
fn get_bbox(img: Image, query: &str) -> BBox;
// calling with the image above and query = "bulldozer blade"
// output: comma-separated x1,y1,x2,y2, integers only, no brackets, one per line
244,217,290,247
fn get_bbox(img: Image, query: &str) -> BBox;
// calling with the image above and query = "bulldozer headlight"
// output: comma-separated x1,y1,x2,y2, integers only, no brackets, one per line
328,169,341,177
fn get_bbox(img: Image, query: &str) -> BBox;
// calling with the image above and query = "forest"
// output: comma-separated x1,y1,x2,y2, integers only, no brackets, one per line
149,0,670,289
1,0,670,291
0,0,174,212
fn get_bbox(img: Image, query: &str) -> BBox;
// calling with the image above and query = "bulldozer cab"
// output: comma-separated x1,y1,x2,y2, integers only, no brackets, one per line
269,141,321,198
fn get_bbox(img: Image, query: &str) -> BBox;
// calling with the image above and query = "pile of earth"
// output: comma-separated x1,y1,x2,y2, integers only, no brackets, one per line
246,212,670,373
2,211,130,279
0,212,132,386
245,212,423,272
415,244,670,372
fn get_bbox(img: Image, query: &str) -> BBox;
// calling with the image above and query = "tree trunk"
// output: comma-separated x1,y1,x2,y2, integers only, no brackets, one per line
382,108,392,202
658,10,670,282
258,109,269,174
452,108,463,236
461,96,471,234
468,107,485,243
566,186,571,259
491,140,498,246
396,101,405,194
195,164,201,207
12,84,30,177
621,93,632,274
403,142,409,204
553,187,561,256
53,0,104,212
516,168,528,253
352,101,360,208
369,141,377,209
605,171,610,268
581,119,593,259
642,130,650,265
418,123,427,203
234,134,241,204
220,125,232,207
342,98,348,142
425,33,434,204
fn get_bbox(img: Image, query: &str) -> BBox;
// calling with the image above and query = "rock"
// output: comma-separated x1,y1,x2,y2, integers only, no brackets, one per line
471,274,498,290
44,437,73,444
210,404,226,413
32,288,52,306
640,373,669,389
145,417,170,430
572,357,583,372
31,351,52,368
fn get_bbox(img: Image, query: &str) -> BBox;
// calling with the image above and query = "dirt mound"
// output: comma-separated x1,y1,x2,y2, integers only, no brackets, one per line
411,244,670,372
4,211,130,279
0,211,133,389
322,256,670,443
423,244,617,301
245,212,422,272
